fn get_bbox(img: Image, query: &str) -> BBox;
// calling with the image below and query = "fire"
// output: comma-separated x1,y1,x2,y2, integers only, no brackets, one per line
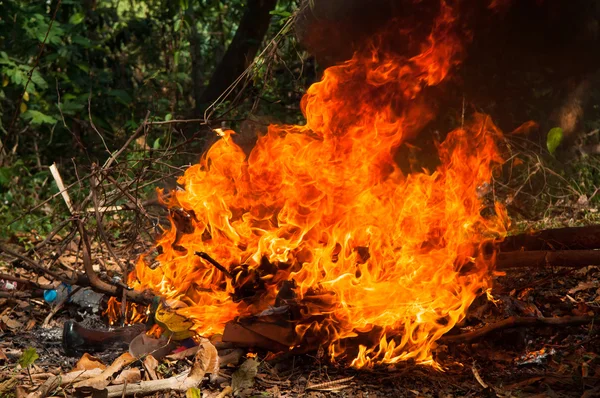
126,0,509,367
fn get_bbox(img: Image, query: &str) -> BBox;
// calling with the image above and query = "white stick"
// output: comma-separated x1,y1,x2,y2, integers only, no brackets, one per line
49,163,74,215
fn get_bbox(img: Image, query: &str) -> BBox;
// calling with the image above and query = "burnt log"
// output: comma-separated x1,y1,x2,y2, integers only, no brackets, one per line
496,249,600,270
499,225,600,252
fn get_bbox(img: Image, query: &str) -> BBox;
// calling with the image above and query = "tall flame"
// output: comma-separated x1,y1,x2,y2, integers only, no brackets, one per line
129,0,508,367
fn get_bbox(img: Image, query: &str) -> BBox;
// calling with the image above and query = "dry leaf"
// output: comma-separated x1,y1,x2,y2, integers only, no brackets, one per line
143,355,159,380
73,353,106,371
186,340,219,385
113,368,141,385
166,345,199,360
218,348,244,368
58,255,77,269
15,385,28,398
74,352,135,390
232,359,258,394
129,333,176,360
0,348,8,363
37,276,52,285
24,319,36,331
198,340,219,376
569,281,599,295
0,315,23,330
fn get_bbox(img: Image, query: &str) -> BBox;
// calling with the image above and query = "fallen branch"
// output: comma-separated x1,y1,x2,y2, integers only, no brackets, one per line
76,220,154,305
497,250,600,270
101,341,216,397
0,273,51,290
0,243,85,286
500,225,600,252
440,315,596,344
26,368,103,398
0,290,43,299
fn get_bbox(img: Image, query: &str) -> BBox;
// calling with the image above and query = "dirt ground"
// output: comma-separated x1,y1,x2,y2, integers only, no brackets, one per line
0,234,598,398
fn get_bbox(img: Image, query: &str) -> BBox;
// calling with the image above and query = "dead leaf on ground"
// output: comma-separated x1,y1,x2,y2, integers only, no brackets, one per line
37,276,52,285
112,368,141,385
24,319,36,331
72,353,106,371
232,358,259,395
569,281,599,295
58,255,78,269
0,315,23,331
166,345,199,360
143,355,159,380
0,348,8,363
74,352,135,390
129,332,177,360
198,339,220,376
218,348,244,367
0,376,18,395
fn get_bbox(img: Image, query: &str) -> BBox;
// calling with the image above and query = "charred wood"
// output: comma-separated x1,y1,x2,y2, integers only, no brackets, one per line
195,251,233,278
496,250,600,270
499,225,600,252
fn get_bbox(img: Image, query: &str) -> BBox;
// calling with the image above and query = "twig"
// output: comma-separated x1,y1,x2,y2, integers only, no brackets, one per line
195,252,233,278
148,118,206,125
88,91,111,157
75,220,153,305
90,167,125,272
306,376,355,391
102,111,151,171
7,174,94,226
27,369,103,398
0,273,50,290
32,219,72,252
101,345,213,397
0,290,41,299
42,286,82,327
471,363,488,389
101,173,152,220
440,315,596,344
0,243,82,285
49,163,74,215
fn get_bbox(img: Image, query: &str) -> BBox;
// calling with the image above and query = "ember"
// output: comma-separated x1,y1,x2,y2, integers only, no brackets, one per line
125,0,510,367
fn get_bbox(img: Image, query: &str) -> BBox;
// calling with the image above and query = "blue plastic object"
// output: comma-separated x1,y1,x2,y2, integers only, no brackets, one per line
43,283,72,304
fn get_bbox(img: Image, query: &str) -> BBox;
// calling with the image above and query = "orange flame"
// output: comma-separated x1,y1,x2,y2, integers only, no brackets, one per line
128,0,508,367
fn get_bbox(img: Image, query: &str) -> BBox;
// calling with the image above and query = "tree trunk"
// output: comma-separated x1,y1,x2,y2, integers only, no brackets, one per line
196,0,277,114
188,10,204,113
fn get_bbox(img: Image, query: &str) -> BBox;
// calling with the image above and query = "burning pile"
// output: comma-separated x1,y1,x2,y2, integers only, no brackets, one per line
127,1,509,367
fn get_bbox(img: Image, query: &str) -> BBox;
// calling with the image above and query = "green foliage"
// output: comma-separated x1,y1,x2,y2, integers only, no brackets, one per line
185,387,202,398
22,110,57,125
0,159,58,237
546,127,564,154
18,347,39,369
0,0,309,237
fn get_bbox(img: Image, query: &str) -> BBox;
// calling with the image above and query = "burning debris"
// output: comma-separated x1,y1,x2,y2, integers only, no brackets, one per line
114,0,511,368
1,0,600,397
